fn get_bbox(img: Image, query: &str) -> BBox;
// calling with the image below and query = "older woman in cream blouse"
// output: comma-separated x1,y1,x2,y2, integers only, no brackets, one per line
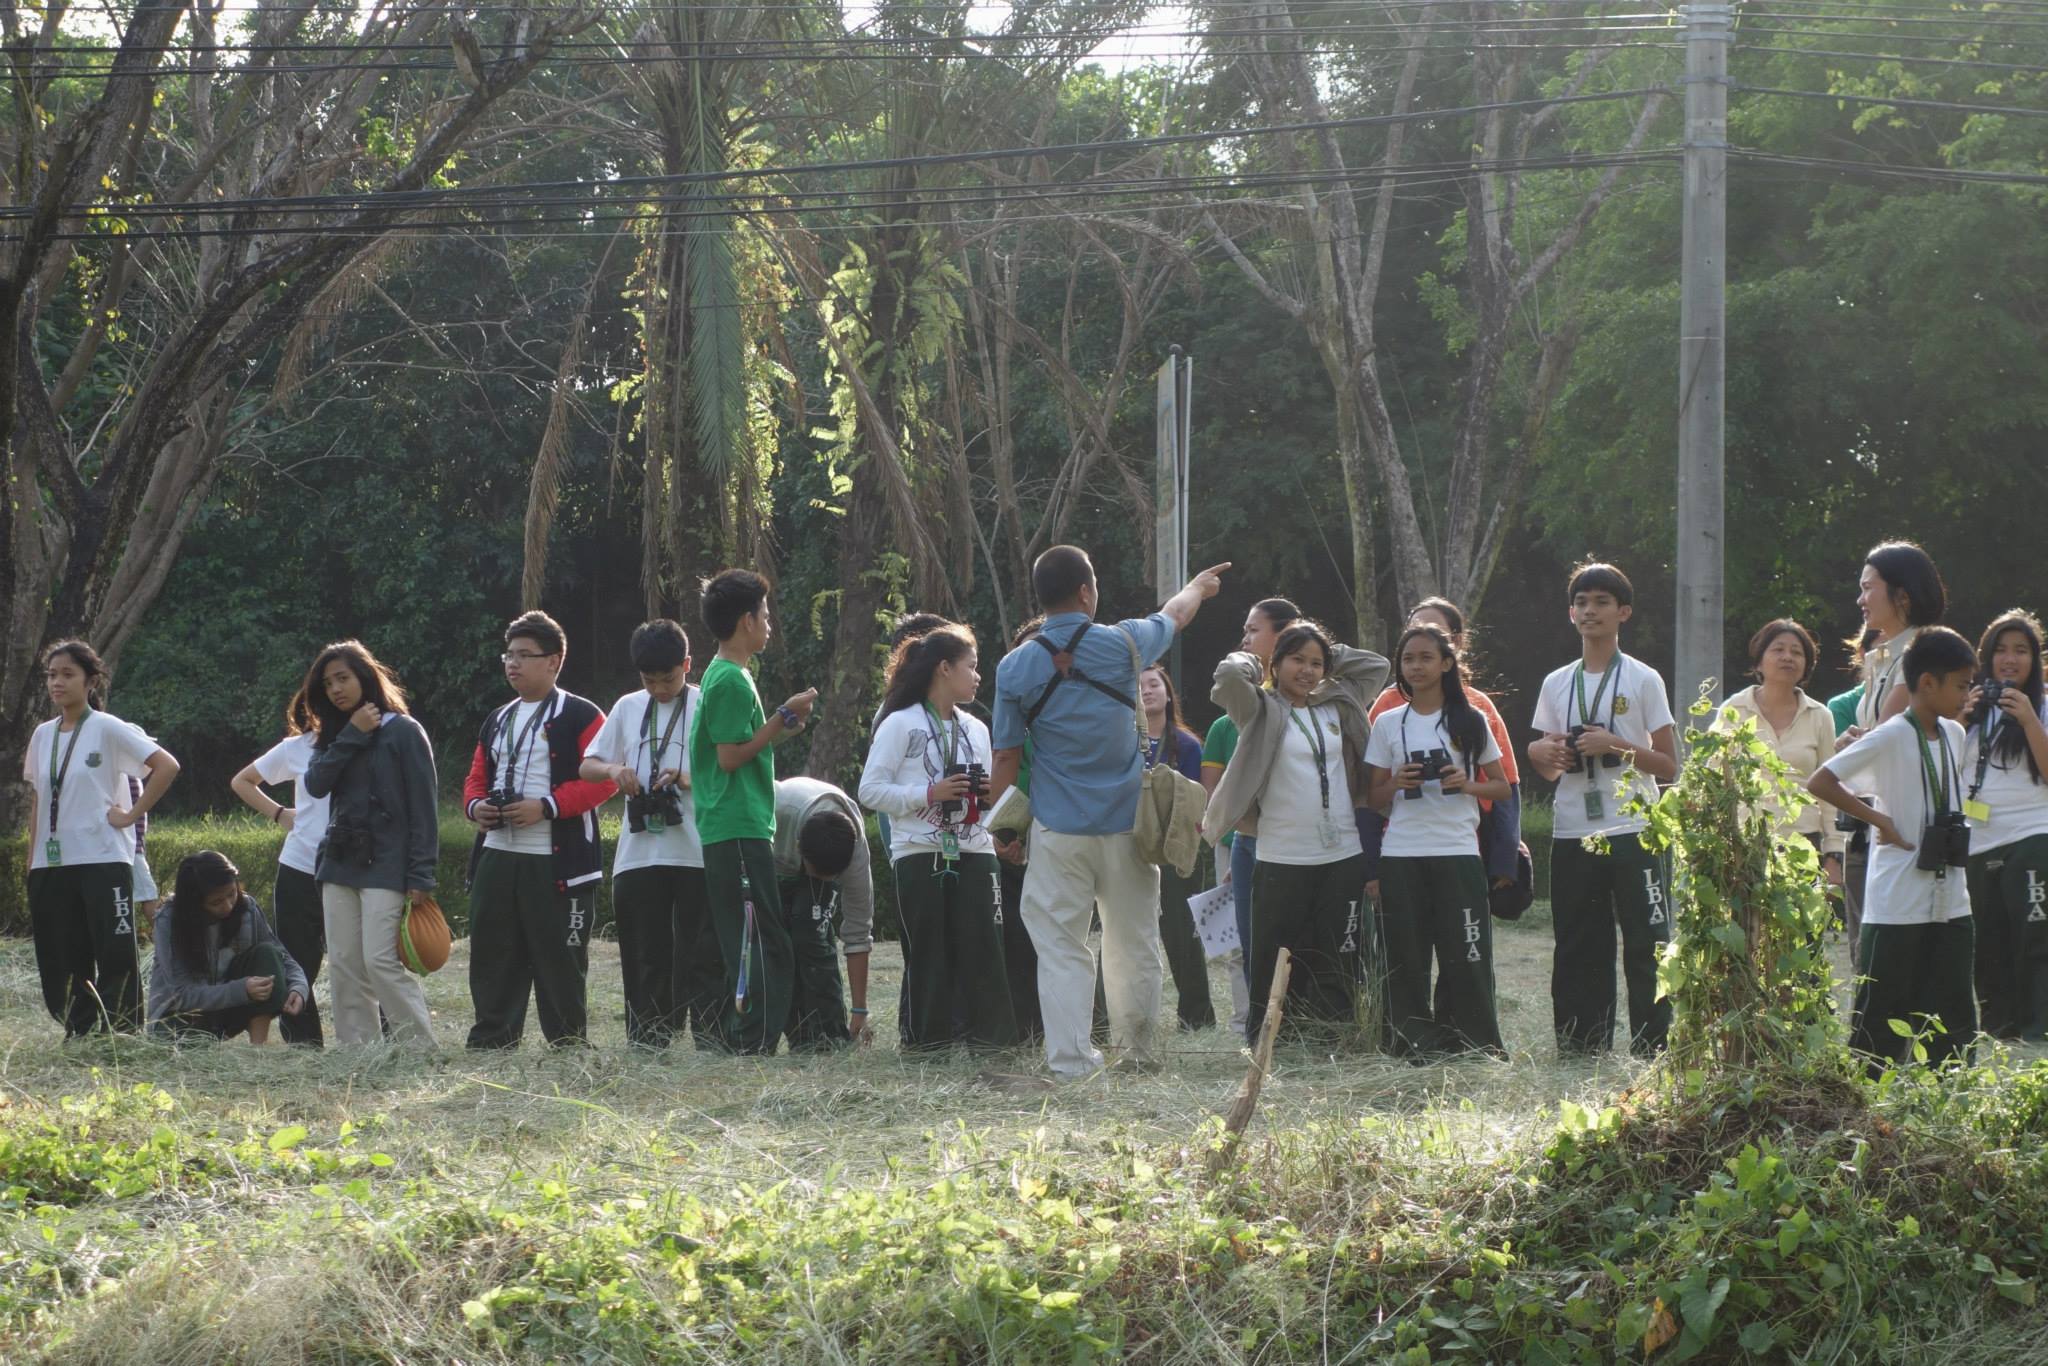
1714,619,1846,886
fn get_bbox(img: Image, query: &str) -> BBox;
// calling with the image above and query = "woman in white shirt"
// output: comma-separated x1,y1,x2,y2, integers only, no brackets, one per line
1713,619,1845,886
1208,622,1386,1044
230,685,333,1046
24,640,180,1035
1836,542,1947,964
1963,610,2048,1040
859,624,1018,1051
1366,625,1510,1058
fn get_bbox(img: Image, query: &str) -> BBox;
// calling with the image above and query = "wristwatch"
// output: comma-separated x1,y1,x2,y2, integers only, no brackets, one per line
777,704,801,730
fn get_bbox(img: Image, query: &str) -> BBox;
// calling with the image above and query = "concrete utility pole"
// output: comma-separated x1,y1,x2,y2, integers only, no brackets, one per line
1155,345,1192,686
1676,1,1731,722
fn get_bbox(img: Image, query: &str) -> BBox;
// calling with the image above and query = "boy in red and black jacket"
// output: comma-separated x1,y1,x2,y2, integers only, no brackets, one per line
463,610,617,1048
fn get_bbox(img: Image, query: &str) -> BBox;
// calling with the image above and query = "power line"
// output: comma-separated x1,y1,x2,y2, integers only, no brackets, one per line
1734,38,2048,72
19,148,1680,242
2,87,1669,223
1731,145,2048,183
1735,82,2048,118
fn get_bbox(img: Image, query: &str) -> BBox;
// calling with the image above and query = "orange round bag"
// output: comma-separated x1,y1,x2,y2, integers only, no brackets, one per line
398,895,452,975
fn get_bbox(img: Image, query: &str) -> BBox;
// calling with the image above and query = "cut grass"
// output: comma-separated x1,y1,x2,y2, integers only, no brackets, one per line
4,915,2047,1362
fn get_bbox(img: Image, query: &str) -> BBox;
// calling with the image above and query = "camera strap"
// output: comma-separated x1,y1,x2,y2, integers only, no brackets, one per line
496,692,553,796
643,690,688,788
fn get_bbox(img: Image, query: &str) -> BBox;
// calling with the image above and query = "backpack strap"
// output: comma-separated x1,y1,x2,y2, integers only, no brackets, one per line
1021,622,1135,729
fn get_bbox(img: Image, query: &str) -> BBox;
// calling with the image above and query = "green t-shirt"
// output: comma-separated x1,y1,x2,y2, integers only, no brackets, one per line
1202,714,1238,846
1827,683,1865,738
1202,714,1239,769
691,656,776,845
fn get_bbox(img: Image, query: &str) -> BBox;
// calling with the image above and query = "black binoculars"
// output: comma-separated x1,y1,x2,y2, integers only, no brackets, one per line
1566,726,1622,774
943,761,989,817
1916,811,1971,873
1403,748,1453,800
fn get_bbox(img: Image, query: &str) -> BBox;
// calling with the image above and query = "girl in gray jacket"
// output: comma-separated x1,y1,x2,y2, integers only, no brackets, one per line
301,641,440,1046
148,851,307,1043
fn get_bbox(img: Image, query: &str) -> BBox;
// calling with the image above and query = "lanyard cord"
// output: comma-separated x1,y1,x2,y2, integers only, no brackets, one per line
47,712,89,829
643,691,687,786
1912,716,1958,817
1573,657,1621,729
922,702,962,828
499,693,552,794
1287,704,1331,811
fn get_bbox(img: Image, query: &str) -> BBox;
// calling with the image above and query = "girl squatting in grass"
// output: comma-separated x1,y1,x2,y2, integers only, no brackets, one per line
1961,610,2048,1041
1366,624,1510,1059
146,851,307,1043
24,640,180,1037
859,623,1019,1050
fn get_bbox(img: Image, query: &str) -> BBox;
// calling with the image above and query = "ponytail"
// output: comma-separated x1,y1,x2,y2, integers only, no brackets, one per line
880,624,977,718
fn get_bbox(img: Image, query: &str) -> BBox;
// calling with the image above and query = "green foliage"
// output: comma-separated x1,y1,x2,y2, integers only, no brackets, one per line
1630,697,1847,1077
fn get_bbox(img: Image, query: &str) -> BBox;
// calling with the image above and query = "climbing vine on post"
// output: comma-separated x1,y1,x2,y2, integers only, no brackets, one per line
1631,694,1847,1078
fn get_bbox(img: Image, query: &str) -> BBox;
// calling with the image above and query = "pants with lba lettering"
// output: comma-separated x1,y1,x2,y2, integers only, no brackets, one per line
466,849,591,1048
1379,854,1502,1056
1549,834,1671,1057
29,861,140,1035
1968,834,2048,1040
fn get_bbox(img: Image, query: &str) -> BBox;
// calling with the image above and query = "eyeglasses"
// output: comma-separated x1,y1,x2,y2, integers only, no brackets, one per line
501,651,554,664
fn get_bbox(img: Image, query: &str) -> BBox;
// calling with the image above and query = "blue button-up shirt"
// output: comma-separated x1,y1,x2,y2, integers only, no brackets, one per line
992,610,1177,836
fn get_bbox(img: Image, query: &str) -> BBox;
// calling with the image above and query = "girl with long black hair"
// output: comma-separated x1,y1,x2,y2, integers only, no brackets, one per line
1366,625,1510,1057
1962,610,2048,1039
228,683,332,1045
1205,621,1390,1042
146,852,307,1042
23,640,180,1035
300,640,440,1046
859,624,1018,1050
1835,541,1948,965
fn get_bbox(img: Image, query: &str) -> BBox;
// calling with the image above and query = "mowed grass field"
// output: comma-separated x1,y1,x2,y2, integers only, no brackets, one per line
4,910,2046,1363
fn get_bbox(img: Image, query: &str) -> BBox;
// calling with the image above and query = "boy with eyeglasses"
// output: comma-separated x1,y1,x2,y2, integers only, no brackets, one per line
462,610,617,1048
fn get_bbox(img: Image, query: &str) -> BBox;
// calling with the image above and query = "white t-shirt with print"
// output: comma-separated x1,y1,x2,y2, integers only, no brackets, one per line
1821,713,1972,925
1255,702,1363,866
858,704,997,861
24,711,161,871
252,733,331,877
1960,699,2048,854
483,697,556,856
584,687,704,872
1365,703,1503,859
1532,654,1675,840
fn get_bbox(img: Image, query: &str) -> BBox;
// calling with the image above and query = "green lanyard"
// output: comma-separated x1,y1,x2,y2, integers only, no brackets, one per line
922,702,960,773
1287,704,1331,811
923,702,964,874
1573,659,1620,729
1912,715,1956,816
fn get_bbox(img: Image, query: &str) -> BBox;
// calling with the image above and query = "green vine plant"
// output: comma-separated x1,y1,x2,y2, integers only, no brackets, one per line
1623,690,1852,1081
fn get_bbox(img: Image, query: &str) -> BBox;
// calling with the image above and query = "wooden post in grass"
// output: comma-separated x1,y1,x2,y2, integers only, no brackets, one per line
1208,948,1292,1178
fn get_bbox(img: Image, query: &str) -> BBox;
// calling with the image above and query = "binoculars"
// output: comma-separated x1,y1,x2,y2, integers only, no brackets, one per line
943,762,989,818
626,786,683,834
1916,810,1971,873
1403,748,1453,800
1566,725,1622,775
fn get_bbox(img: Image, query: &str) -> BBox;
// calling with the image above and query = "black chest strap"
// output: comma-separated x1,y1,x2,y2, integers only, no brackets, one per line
1022,622,1135,729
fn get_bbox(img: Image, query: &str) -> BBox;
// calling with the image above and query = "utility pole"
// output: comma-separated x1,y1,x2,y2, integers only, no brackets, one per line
1676,1,1731,723
1155,345,1192,688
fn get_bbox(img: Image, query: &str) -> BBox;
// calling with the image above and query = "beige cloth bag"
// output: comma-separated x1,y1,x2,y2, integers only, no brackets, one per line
1122,629,1205,877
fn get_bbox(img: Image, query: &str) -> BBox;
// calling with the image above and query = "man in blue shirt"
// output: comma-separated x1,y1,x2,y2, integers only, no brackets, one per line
990,545,1229,1078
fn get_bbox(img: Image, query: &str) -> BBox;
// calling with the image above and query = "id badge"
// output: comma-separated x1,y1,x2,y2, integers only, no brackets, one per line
1319,813,1344,850
1964,799,1992,824
938,829,960,863
1583,788,1606,823
645,811,666,833
44,838,61,867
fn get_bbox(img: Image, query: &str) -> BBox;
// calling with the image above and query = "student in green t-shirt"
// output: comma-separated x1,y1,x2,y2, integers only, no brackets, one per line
690,569,818,1054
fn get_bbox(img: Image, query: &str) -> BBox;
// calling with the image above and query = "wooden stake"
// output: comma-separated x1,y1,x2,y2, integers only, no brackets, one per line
1207,947,1292,1178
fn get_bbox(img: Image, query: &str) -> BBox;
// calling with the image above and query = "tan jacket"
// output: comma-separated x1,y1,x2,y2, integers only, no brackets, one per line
1201,644,1391,845
1714,685,1846,854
